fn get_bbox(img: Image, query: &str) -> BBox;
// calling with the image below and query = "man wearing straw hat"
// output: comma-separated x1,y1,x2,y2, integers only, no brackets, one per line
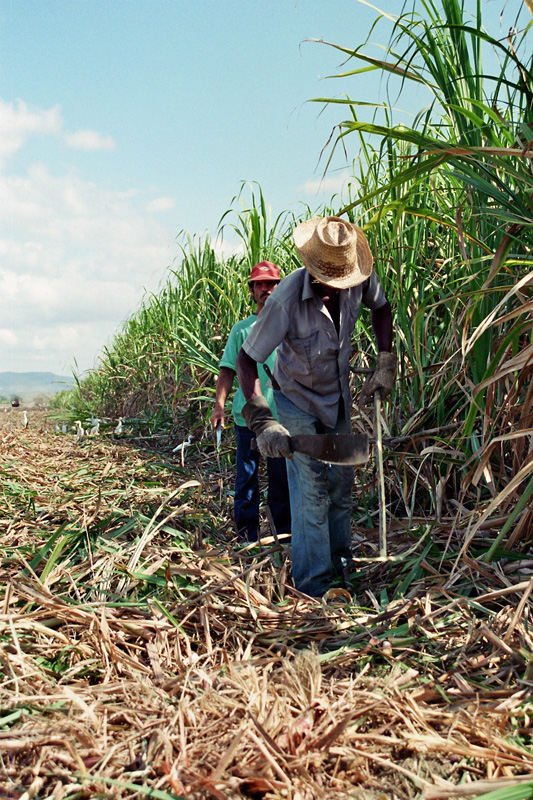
211,261,291,542
236,217,395,598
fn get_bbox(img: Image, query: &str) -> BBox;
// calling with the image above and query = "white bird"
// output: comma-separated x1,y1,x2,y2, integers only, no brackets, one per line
89,420,100,436
55,423,60,433
75,420,84,443
172,434,193,453
114,417,124,435
61,423,67,434
22,411,28,429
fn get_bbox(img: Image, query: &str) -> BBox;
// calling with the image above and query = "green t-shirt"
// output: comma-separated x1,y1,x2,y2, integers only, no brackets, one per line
219,313,278,427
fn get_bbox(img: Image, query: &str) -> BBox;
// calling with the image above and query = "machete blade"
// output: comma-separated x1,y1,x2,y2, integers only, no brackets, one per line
289,433,370,465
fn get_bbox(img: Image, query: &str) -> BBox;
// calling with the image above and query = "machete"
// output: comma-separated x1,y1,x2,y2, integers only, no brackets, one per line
251,433,370,464
289,433,370,465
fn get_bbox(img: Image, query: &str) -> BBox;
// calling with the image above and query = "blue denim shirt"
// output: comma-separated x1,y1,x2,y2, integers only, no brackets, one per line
242,267,387,427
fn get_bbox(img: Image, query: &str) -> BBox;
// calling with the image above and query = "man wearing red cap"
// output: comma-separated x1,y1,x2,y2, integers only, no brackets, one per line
236,218,395,598
211,261,291,542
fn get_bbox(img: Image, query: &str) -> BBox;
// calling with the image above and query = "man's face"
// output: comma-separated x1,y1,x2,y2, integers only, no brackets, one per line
250,279,279,311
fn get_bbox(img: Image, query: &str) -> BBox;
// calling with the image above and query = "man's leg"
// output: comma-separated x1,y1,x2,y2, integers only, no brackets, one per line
327,463,354,574
234,424,260,541
266,456,291,535
325,407,354,575
274,391,333,597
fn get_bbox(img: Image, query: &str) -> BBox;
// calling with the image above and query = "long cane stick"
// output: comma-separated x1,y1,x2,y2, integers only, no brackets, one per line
374,389,387,558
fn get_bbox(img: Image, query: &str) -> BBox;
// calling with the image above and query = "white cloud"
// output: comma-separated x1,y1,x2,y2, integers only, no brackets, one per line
0,99,177,374
0,317,131,375
0,99,115,162
64,129,116,151
299,171,352,196
212,237,245,260
0,329,19,346
0,98,62,166
147,196,176,213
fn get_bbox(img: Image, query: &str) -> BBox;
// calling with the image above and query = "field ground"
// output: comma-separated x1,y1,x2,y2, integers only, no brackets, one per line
1,405,533,799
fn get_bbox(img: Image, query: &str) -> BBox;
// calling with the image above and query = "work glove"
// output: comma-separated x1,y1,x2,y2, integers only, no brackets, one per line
358,352,397,408
242,396,293,459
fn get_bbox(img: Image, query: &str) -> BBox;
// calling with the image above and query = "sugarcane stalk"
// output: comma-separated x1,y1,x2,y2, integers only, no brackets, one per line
374,389,387,558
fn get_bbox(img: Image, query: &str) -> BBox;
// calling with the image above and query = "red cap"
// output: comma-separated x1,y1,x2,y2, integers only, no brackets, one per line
249,261,280,283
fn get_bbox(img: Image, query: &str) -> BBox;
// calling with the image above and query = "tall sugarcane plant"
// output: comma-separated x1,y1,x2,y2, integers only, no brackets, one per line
65,184,325,434
310,0,533,548
61,0,532,556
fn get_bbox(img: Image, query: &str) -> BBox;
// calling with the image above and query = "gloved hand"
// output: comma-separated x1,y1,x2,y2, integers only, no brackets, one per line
256,426,293,458
242,396,293,459
358,352,397,407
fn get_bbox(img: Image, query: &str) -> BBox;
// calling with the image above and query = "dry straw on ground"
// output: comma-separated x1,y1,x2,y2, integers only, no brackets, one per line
1,406,532,800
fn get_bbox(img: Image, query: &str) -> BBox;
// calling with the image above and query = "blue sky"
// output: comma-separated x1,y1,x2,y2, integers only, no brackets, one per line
0,0,525,375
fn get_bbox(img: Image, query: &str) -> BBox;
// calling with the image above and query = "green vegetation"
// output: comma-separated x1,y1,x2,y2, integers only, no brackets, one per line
312,0,533,549
64,0,532,560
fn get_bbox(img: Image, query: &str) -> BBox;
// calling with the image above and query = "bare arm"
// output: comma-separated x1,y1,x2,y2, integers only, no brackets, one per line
236,348,262,401
358,300,396,407
210,366,235,429
235,346,292,458
371,301,393,353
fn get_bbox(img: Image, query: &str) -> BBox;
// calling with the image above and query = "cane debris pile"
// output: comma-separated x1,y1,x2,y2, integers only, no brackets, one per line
1,410,532,799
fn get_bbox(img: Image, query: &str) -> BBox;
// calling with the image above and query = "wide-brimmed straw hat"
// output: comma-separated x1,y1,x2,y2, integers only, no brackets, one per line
293,216,373,289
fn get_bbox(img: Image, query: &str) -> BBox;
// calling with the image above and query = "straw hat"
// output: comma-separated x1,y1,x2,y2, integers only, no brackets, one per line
293,216,373,289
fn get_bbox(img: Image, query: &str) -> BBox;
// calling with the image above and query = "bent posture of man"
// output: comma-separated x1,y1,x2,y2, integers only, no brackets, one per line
211,261,291,542
236,217,394,597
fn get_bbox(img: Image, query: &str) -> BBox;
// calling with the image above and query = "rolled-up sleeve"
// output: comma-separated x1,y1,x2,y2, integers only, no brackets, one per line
362,271,388,309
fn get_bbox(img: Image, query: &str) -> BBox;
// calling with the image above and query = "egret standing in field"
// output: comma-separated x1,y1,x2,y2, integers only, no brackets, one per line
89,419,100,436
114,417,124,435
75,420,84,443
22,411,28,429
172,434,192,454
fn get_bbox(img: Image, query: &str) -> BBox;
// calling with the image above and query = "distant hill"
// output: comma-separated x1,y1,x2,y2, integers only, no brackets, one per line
0,372,75,402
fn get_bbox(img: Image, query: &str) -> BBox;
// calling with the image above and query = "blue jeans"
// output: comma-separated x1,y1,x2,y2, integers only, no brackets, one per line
274,391,353,597
234,424,291,542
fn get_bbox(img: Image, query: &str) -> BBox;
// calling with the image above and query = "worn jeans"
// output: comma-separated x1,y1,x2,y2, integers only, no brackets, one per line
274,390,353,597
234,424,291,542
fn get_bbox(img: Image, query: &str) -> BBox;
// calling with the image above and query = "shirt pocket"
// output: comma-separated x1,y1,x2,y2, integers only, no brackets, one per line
284,329,317,388
288,329,339,390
